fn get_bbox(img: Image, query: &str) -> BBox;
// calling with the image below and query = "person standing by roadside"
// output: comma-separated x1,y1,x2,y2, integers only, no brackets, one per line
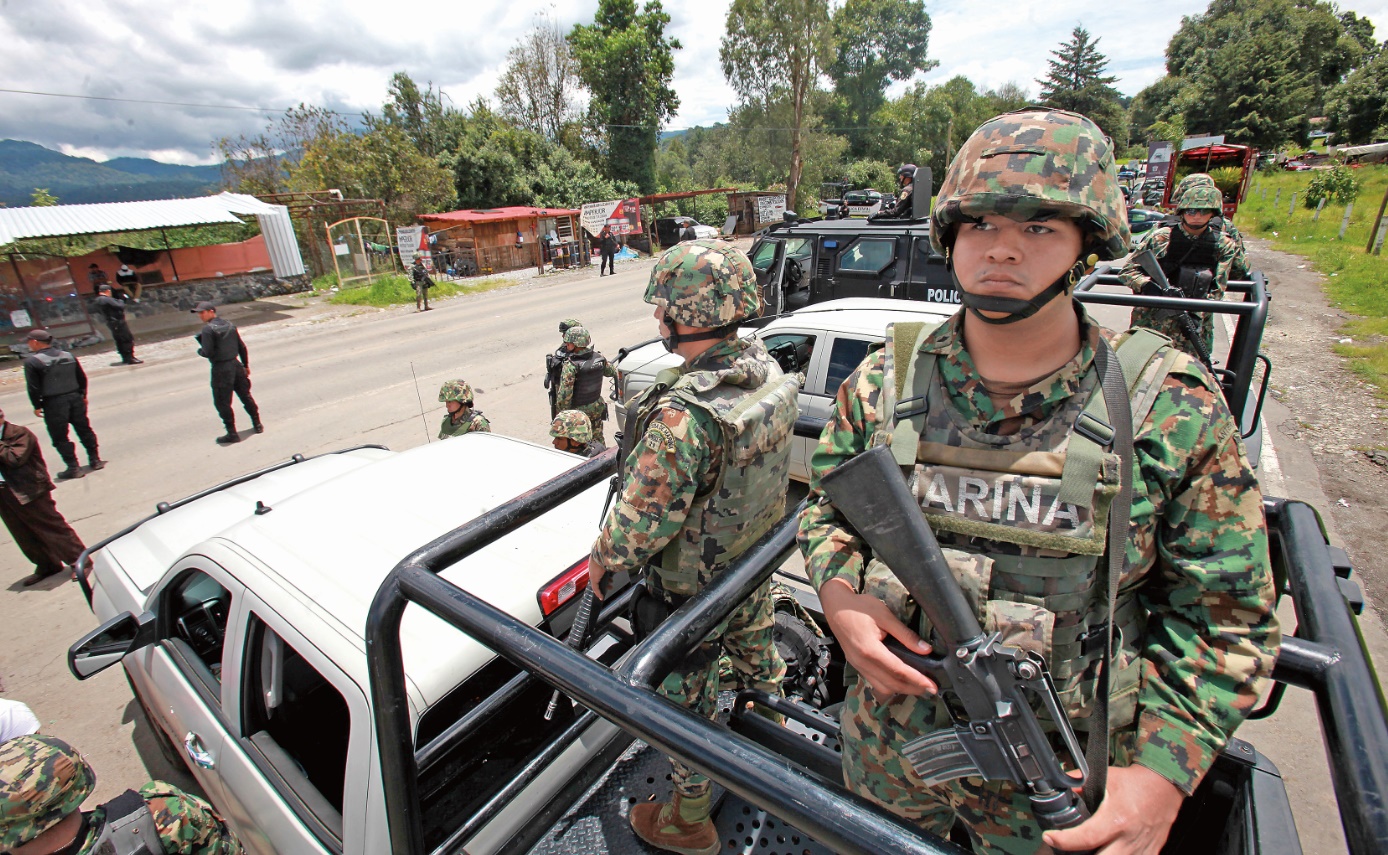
410,256,433,312
193,302,262,445
0,407,86,587
92,283,142,365
23,330,102,480
599,226,618,276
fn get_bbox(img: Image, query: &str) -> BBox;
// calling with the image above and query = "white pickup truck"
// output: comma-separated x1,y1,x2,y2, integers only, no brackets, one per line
67,435,632,855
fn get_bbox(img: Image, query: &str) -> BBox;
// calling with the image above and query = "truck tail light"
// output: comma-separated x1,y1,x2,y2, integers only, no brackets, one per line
539,558,590,616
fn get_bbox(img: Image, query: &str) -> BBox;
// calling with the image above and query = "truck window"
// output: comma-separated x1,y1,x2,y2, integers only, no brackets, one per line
242,615,349,828
837,239,895,273
761,333,816,376
822,337,872,396
163,570,232,685
750,240,780,272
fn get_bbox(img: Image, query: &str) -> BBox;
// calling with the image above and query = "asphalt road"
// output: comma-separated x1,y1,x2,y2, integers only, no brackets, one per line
0,252,1379,853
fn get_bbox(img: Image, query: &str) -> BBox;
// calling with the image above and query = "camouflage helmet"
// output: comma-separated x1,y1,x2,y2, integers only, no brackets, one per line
550,410,592,444
438,379,474,405
563,325,592,348
931,108,1130,260
559,318,582,334
645,239,761,328
1176,182,1224,213
1172,171,1217,201
0,735,96,848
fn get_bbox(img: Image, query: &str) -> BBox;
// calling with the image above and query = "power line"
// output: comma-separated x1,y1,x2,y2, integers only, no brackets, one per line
0,87,350,116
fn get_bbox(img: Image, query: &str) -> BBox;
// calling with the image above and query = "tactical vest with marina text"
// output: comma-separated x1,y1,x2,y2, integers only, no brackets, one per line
875,320,1179,733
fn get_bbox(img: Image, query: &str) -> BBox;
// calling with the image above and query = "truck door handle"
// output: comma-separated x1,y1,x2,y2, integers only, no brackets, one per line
183,732,215,769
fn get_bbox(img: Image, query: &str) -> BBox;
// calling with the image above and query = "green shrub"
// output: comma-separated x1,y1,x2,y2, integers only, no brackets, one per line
1304,166,1362,208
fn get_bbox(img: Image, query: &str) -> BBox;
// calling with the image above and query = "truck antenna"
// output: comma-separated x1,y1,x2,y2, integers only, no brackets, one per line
409,362,431,444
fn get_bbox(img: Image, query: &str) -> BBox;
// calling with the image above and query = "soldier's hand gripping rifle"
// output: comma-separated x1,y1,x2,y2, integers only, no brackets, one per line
1132,248,1215,370
818,445,1093,836
543,398,646,720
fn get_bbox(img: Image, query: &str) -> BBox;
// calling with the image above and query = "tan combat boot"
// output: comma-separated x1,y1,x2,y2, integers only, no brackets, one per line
629,791,719,855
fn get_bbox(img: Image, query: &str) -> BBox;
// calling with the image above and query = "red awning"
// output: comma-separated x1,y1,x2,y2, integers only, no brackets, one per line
418,206,579,225
1181,144,1250,157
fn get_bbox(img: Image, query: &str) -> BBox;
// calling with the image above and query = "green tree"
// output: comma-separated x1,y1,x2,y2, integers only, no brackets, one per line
496,12,583,143
827,0,936,157
569,0,682,193
1037,26,1126,144
721,0,835,211
1325,46,1388,144
29,188,58,206
375,72,466,160
217,104,345,195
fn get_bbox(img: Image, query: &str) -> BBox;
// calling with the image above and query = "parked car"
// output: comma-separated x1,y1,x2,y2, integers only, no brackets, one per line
67,436,634,855
654,216,718,246
1284,160,1312,171
614,298,957,481
1127,207,1167,234
840,188,884,217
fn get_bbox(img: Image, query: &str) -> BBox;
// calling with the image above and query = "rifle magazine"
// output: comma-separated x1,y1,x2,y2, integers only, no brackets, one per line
903,727,982,787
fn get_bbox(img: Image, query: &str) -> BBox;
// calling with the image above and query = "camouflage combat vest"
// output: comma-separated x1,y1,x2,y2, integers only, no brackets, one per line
633,345,800,598
876,321,1178,732
1160,225,1220,296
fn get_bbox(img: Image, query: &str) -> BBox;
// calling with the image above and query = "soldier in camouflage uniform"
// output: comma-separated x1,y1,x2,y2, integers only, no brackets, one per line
0,734,244,854
550,410,606,457
589,238,800,855
797,109,1279,854
1167,172,1250,278
1119,180,1248,357
545,318,584,417
437,379,490,439
552,325,618,441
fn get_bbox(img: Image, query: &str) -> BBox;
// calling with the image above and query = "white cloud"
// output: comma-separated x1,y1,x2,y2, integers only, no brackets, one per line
1,0,1385,162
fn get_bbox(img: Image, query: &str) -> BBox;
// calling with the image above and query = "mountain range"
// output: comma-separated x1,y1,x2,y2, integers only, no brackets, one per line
0,140,224,207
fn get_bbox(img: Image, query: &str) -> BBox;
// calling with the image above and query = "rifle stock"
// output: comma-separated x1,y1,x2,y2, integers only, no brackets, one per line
818,445,1093,836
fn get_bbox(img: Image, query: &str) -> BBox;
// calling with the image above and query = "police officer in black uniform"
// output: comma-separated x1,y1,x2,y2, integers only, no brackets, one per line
92,283,142,365
23,329,103,480
870,163,917,220
193,302,262,445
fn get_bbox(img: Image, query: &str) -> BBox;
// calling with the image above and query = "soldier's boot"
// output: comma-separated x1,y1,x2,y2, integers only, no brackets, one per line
629,792,718,855
56,459,85,480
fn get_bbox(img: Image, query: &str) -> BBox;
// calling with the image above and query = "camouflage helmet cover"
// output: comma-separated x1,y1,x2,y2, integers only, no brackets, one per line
563,326,592,348
438,379,474,404
931,108,1131,260
644,239,761,327
1172,171,1216,200
550,410,593,444
1176,182,1224,212
559,318,582,334
0,735,96,848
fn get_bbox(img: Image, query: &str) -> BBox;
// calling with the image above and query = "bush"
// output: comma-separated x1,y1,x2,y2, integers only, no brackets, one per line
1304,166,1362,208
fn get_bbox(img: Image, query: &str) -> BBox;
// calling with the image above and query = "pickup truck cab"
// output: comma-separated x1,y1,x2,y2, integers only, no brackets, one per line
68,436,629,855
613,298,958,481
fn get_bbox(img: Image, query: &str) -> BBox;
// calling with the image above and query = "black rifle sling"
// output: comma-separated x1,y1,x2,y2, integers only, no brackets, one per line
1083,336,1134,812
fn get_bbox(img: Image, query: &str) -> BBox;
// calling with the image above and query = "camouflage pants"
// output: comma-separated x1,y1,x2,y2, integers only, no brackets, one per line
575,400,608,442
654,578,786,799
839,679,1136,855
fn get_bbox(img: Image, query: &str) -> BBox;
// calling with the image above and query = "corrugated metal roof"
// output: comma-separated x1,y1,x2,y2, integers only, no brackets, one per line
417,206,579,226
0,195,248,246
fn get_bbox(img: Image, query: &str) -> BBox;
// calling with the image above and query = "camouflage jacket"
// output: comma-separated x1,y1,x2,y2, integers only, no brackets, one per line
797,307,1279,795
74,781,243,854
555,350,617,424
589,337,758,584
1118,222,1247,355
439,409,490,440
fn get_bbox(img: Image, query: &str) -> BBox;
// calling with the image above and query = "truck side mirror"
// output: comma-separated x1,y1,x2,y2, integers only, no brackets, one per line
68,611,157,680
913,167,933,222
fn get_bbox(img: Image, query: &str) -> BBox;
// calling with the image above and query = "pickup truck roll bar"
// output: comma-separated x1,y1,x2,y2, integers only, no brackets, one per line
367,451,966,855
1263,499,1388,854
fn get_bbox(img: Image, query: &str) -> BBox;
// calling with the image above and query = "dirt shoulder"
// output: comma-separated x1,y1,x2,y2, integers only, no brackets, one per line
1250,236,1388,615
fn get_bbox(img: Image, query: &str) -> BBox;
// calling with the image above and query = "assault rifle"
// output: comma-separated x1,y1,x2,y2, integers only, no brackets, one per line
818,444,1092,834
1132,248,1215,370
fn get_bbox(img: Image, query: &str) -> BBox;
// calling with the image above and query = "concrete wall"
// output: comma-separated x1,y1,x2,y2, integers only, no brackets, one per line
87,270,311,319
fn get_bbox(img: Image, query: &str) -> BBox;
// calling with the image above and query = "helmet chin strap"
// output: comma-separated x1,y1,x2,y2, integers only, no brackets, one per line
948,250,1096,326
661,322,736,353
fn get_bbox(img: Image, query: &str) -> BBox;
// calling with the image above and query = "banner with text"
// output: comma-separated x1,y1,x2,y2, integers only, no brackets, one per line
755,195,787,224
581,198,642,237
396,225,429,268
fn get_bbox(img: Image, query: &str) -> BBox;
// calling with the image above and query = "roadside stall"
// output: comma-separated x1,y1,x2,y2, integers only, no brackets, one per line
418,207,584,276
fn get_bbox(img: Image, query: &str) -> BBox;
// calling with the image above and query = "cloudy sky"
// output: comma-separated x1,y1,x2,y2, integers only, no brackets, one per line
2,0,1385,165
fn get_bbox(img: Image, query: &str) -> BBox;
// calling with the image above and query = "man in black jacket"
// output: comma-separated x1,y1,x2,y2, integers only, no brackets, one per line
599,226,618,276
193,302,262,444
0,408,86,586
92,283,142,365
23,330,103,479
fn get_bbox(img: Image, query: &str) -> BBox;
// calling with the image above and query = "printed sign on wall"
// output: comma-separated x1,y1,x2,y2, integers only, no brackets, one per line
581,199,642,237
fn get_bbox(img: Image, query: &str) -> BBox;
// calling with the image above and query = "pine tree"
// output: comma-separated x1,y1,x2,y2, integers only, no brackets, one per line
1037,26,1127,144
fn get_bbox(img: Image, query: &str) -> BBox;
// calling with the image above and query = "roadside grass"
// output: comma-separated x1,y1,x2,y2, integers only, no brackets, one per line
1237,164,1388,397
327,274,514,307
